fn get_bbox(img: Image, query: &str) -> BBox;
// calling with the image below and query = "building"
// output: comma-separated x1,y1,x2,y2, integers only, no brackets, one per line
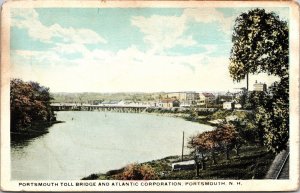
186,92,200,105
223,102,234,110
234,103,242,109
216,92,234,104
198,93,215,106
164,92,199,105
172,160,196,171
160,99,180,108
253,81,267,92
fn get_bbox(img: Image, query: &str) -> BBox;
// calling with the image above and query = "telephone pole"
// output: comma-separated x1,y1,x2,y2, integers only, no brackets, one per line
181,131,184,161
246,73,249,91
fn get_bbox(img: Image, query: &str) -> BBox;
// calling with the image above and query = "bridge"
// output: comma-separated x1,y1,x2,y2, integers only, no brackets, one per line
51,103,219,114
50,103,149,113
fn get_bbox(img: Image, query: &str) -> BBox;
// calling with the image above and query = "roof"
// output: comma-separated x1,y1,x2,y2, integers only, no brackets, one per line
201,92,215,97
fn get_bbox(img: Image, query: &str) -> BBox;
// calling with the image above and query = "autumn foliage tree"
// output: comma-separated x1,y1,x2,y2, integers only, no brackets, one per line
229,9,289,153
115,163,158,180
10,79,55,132
213,125,239,160
188,124,240,176
188,131,215,172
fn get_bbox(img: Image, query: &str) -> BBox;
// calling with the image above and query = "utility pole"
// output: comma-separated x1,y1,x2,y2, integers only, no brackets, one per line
246,73,249,91
181,131,184,161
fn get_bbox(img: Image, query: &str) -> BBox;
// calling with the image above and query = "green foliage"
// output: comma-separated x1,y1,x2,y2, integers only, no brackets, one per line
229,8,288,81
10,79,55,132
254,89,289,152
237,91,267,110
229,9,289,153
231,110,249,120
209,110,232,120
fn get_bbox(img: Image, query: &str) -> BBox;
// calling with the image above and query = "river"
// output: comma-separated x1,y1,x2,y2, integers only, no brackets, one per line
11,111,213,180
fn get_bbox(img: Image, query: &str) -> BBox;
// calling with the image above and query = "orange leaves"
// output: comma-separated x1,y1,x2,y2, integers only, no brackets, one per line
189,124,237,151
116,163,158,180
215,124,237,144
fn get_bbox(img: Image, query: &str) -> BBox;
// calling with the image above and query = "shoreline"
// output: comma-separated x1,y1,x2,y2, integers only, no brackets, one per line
11,120,65,143
142,111,217,127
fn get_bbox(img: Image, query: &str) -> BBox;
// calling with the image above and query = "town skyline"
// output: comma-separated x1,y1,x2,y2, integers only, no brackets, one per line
11,7,287,92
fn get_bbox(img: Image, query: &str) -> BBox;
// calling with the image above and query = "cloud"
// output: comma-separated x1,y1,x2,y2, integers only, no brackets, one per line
11,50,81,69
131,8,233,54
11,9,107,44
131,15,196,54
52,43,89,56
183,8,234,33
131,7,288,55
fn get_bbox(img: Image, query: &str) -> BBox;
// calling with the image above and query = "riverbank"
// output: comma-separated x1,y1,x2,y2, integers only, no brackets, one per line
82,145,275,180
11,120,64,143
143,107,217,127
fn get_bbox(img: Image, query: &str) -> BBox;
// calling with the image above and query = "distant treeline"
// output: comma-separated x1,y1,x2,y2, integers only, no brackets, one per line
10,79,56,132
51,92,165,103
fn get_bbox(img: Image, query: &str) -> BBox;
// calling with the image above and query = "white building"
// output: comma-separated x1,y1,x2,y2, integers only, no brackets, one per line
253,81,267,92
234,103,242,109
198,93,215,105
172,160,196,171
223,102,233,110
159,98,180,108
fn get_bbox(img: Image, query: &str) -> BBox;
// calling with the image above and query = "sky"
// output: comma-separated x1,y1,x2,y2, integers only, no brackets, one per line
10,6,289,93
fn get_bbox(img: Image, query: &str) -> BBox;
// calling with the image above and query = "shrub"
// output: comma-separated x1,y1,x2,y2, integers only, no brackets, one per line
116,163,158,180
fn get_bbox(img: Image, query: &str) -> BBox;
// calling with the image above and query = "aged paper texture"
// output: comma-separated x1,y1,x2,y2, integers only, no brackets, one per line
1,0,299,191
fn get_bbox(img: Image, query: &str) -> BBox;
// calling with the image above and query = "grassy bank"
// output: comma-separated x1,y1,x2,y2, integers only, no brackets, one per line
83,145,274,180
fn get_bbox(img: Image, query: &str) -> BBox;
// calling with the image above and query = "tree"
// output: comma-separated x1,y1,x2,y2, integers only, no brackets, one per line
188,124,242,177
213,125,237,160
10,79,55,132
188,132,211,175
228,120,247,156
188,126,235,166
229,9,288,81
229,9,289,153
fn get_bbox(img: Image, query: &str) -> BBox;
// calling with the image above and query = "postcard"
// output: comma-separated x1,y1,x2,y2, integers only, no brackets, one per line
1,0,299,191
